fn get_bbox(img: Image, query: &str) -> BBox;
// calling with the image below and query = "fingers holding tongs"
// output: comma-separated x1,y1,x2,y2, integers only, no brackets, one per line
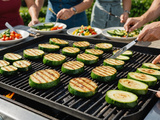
49,8,58,26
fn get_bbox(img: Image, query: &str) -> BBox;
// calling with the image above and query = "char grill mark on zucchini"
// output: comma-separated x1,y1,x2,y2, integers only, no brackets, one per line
62,47,80,53
0,65,18,76
63,61,84,70
95,43,112,51
142,63,160,71
1,65,17,71
49,38,68,47
24,49,44,56
85,49,103,57
38,44,60,52
45,53,66,61
73,41,90,50
4,53,22,63
0,60,10,67
13,60,31,68
77,53,98,60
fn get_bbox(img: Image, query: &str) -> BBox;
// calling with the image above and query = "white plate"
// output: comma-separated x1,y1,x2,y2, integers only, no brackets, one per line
0,30,29,45
30,22,67,35
67,27,102,38
102,27,137,41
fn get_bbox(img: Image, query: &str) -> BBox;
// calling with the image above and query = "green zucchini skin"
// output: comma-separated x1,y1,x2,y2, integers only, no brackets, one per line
49,38,69,48
85,49,104,58
13,60,32,72
103,59,124,70
142,63,160,71
38,44,60,52
3,53,22,63
73,41,90,51
23,49,44,60
91,66,117,82
113,50,133,57
0,60,10,67
0,65,18,76
95,43,113,52
62,47,80,57
115,55,130,62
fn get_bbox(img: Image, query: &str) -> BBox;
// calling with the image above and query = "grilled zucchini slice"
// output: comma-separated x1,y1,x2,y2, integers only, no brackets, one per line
127,72,157,86
13,60,31,72
43,53,66,66
61,61,84,75
0,60,10,67
85,49,104,58
77,53,98,65
0,65,18,76
29,69,60,89
95,43,112,52
113,50,133,57
105,90,138,108
73,41,90,50
49,38,69,48
23,49,44,60
91,66,117,82
116,55,130,62
68,77,98,98
3,53,22,63
38,43,60,52
62,47,80,57
103,58,125,70
142,63,160,71
118,78,148,95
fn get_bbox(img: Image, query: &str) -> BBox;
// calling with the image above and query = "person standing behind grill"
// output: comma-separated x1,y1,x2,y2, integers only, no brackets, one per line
90,0,131,29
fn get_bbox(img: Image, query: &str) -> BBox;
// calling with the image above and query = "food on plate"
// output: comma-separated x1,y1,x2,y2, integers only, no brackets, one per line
118,78,148,95
68,77,98,98
95,43,113,52
43,53,66,66
13,60,31,72
127,72,157,87
113,50,133,57
3,53,22,63
62,47,80,57
103,58,125,70
61,61,84,75
85,49,103,58
23,49,44,60
91,66,117,82
73,41,90,50
38,43,60,53
29,69,60,89
115,55,130,62
142,63,160,71
105,90,138,108
0,60,10,67
49,38,69,48
77,53,98,65
0,65,18,76
72,25,97,36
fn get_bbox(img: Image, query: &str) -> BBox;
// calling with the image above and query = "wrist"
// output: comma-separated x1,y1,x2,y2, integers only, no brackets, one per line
71,7,78,15
124,10,130,15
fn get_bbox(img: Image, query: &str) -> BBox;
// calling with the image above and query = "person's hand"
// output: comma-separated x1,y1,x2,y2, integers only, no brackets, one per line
152,55,160,64
120,12,129,23
156,91,160,98
28,19,40,27
57,8,74,20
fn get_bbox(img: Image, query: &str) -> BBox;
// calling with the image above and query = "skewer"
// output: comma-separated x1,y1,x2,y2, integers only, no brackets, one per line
148,88,159,92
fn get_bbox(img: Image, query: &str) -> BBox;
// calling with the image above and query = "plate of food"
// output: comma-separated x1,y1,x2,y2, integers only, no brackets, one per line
67,25,102,38
0,29,29,45
102,27,139,41
30,22,67,35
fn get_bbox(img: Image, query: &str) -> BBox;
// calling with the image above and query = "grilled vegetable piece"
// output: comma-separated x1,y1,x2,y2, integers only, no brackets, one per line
115,55,130,62
49,38,69,48
73,41,90,50
105,90,138,108
113,50,133,57
85,49,104,58
77,53,98,65
29,69,60,89
44,23,54,27
23,49,44,60
43,53,66,66
118,78,148,95
13,60,31,72
103,58,125,70
0,60,10,67
3,53,22,63
127,72,157,87
68,77,98,98
38,43,60,52
142,63,160,71
91,66,117,82
62,47,80,57
136,68,160,80
0,65,18,76
61,61,84,75
95,43,112,52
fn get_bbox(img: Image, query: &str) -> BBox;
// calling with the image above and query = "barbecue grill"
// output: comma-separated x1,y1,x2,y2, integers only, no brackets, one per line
0,34,159,120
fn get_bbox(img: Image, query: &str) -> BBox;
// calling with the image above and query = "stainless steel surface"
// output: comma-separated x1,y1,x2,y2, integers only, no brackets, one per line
148,88,159,93
5,22,19,33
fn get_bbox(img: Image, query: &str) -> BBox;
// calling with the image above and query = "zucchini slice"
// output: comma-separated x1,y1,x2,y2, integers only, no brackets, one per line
136,68,160,80
23,49,44,60
85,49,104,58
68,77,98,98
105,90,138,108
127,72,157,86
29,69,60,89
77,53,98,65
95,43,112,52
43,53,66,66
118,78,148,95
73,41,90,50
0,65,18,76
3,53,22,63
103,58,125,70
13,60,31,72
113,50,133,57
38,43,60,52
142,63,160,71
91,66,117,82
61,61,84,75
62,47,80,57
49,38,69,48
116,55,130,62
0,60,10,67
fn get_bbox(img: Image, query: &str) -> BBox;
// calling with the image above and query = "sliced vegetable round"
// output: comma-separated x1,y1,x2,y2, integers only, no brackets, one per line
116,55,130,62
73,41,90,50
29,69,60,89
127,72,157,87
3,53,22,63
95,43,112,52
85,49,104,58
105,90,138,108
0,65,18,76
142,63,160,71
91,66,117,82
49,38,69,48
38,43,60,52
113,50,133,57
118,78,148,95
62,47,80,57
13,60,31,72
23,49,44,60
68,77,98,98
0,60,10,67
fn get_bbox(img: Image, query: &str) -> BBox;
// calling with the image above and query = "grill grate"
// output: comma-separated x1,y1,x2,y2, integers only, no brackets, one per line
0,35,159,120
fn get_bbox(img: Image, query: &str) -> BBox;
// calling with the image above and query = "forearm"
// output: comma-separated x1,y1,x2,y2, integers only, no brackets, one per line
122,0,131,12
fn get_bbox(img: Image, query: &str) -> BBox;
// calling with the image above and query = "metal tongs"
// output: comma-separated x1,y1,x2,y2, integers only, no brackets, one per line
5,22,19,33
49,8,58,26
